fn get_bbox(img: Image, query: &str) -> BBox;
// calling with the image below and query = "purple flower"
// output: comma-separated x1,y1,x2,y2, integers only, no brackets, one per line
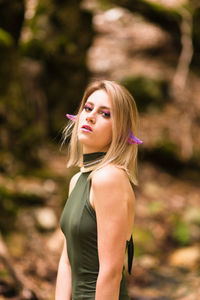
128,131,143,145
66,114,77,121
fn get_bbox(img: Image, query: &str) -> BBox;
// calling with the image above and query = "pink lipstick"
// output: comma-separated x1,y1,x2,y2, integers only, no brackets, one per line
81,125,93,132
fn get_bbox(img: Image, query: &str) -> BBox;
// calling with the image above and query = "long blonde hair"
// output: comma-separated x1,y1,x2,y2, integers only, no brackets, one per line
62,80,139,185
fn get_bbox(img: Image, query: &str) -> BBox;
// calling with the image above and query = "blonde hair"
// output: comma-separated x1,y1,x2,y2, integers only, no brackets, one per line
62,80,139,185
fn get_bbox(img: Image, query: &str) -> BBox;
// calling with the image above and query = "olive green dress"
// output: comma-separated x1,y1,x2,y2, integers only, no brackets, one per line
60,152,134,300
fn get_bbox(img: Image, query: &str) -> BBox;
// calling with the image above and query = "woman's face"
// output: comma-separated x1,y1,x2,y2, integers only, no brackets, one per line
78,89,113,153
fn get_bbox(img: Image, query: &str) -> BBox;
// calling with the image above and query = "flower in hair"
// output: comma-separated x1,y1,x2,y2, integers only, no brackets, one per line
66,114,77,121
66,114,143,145
128,131,143,145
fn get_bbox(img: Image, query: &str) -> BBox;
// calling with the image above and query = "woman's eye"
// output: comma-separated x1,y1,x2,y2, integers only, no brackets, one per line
101,111,111,118
83,105,92,112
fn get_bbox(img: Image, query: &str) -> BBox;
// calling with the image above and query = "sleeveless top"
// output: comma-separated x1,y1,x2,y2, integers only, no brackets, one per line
60,152,134,300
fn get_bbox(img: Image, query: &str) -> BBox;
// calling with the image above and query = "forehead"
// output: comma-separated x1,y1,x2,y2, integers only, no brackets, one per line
86,89,111,108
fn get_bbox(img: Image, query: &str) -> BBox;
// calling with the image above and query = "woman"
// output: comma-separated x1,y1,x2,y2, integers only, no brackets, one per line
55,80,142,300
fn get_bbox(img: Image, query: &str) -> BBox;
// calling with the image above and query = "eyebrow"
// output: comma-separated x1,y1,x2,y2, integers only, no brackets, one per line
85,101,111,110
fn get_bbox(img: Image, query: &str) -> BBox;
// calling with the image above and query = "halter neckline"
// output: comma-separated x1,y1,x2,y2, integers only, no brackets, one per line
81,152,106,173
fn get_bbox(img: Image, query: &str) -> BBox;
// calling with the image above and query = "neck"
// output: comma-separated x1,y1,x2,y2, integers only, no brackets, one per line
81,151,106,173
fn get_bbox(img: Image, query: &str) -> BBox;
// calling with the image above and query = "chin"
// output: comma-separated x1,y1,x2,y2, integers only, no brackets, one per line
78,135,111,152
78,134,90,144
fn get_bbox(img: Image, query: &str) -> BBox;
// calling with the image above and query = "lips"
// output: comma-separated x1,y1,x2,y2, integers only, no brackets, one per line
81,125,93,132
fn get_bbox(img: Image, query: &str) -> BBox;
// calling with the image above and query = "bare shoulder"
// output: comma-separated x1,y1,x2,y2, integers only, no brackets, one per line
68,171,81,195
92,164,131,190
92,164,135,221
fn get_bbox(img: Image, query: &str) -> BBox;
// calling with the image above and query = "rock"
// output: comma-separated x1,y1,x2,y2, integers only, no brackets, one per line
43,179,56,194
34,208,57,231
138,255,159,268
168,245,200,269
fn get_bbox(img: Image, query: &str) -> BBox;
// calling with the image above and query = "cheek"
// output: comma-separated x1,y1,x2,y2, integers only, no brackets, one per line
104,122,112,142
78,113,84,127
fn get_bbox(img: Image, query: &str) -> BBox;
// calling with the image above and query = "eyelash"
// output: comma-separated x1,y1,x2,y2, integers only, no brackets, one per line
84,105,92,112
83,105,111,118
101,111,111,118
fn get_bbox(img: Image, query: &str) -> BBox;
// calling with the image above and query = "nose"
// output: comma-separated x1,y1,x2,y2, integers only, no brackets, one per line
86,111,96,124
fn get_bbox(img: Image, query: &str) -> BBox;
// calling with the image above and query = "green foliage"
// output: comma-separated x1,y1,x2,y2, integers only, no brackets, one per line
133,226,156,255
0,187,19,232
121,76,168,112
173,220,191,246
0,269,9,279
0,70,44,171
96,0,113,10
169,213,192,246
0,0,25,43
0,0,94,175
0,28,14,47
147,200,164,214
20,38,46,59
20,0,94,138
156,137,178,158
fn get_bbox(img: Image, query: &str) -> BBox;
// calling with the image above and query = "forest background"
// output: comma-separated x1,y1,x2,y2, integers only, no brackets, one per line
0,0,200,299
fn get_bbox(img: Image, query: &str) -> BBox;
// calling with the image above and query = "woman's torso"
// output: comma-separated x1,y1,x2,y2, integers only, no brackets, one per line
60,170,132,300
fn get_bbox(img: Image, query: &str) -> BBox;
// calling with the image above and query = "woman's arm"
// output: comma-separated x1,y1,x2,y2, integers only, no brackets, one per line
92,165,135,300
55,171,81,300
55,237,72,300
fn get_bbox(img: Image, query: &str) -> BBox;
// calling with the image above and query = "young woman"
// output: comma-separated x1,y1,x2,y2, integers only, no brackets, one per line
55,80,142,300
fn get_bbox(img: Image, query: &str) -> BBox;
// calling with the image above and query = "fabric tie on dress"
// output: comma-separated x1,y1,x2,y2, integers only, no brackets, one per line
127,235,134,274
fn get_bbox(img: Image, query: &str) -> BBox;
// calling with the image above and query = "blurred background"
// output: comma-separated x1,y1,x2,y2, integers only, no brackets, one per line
0,0,200,299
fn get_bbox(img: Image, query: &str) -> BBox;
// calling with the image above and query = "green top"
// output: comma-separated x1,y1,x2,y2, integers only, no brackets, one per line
60,152,134,300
